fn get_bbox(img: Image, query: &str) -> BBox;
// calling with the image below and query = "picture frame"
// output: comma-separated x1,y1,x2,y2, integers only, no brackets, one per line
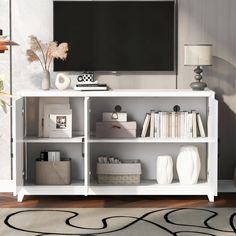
38,97,69,137
43,103,70,137
49,111,72,138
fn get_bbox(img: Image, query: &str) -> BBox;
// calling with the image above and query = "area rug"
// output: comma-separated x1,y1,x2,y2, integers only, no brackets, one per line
0,208,236,236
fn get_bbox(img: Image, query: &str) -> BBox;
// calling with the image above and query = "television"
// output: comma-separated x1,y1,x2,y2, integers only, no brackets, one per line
53,1,176,72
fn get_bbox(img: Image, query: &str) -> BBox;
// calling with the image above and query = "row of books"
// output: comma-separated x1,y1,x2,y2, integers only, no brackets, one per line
141,110,206,138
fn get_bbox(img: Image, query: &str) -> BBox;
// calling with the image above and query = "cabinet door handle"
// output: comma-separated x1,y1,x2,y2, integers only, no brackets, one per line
112,125,121,129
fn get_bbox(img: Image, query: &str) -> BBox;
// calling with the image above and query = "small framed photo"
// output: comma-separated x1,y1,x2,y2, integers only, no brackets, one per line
49,111,72,138
55,115,67,129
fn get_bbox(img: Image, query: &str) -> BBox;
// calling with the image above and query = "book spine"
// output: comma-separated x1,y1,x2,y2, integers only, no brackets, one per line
141,113,151,138
177,112,181,138
150,110,155,138
154,112,160,138
171,111,175,138
197,113,206,137
180,112,185,138
192,111,197,138
159,112,163,138
188,112,193,139
162,112,167,138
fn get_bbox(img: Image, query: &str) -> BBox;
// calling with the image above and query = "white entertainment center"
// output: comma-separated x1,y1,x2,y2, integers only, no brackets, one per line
13,89,218,202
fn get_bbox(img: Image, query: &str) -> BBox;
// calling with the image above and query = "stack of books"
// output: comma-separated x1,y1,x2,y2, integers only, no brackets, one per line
141,110,206,138
74,81,108,91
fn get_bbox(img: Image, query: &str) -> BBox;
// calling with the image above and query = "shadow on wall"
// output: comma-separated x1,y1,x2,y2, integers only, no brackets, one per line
206,56,236,179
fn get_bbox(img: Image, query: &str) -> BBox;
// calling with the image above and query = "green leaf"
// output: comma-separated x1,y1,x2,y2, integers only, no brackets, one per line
0,99,7,113
0,80,4,91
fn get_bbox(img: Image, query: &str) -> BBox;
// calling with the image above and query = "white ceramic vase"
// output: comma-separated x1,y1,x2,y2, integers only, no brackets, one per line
42,70,50,90
156,155,173,184
55,73,71,90
177,146,201,185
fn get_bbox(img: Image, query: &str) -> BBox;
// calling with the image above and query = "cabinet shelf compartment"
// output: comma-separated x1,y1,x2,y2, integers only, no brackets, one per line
25,143,85,187
89,143,208,186
25,97,85,138
90,96,208,138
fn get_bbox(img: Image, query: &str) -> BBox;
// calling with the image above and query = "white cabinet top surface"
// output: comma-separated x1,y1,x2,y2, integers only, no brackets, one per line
16,89,215,98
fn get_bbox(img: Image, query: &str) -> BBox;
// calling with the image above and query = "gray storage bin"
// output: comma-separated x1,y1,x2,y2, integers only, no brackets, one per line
35,158,71,185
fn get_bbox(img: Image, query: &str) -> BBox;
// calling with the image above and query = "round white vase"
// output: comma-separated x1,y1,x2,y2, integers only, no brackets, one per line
42,70,50,90
156,155,173,184
55,73,71,90
176,146,201,185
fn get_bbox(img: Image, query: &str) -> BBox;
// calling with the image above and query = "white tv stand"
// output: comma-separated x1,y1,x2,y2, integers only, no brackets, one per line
13,89,218,202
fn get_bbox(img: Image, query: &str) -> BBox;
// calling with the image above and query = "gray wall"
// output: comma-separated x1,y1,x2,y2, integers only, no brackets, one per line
178,0,236,179
0,0,236,180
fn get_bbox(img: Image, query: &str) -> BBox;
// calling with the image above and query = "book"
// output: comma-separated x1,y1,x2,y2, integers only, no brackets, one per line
192,111,197,138
180,112,185,138
197,113,206,137
171,112,175,138
187,112,193,138
149,110,155,138
176,112,181,138
154,112,160,138
75,83,107,87
167,112,171,138
161,112,167,138
141,113,151,138
74,83,108,91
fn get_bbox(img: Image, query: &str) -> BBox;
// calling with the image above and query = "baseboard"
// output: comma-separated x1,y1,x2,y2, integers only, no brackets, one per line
218,180,236,192
0,180,14,192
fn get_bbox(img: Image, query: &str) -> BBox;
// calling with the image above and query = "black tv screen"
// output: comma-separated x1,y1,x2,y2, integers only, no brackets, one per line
54,1,175,71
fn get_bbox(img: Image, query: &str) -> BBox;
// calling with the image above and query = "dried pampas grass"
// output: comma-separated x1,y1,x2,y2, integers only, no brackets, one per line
26,35,69,70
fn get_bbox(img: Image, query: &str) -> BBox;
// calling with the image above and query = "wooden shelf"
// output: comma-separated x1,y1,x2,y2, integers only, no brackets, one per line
24,136,84,143
89,137,214,143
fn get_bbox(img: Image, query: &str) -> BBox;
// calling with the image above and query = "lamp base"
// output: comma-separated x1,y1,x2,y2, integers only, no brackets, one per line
190,66,207,91
190,81,207,91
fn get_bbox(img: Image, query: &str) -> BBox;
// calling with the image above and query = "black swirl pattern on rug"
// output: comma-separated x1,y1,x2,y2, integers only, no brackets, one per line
3,208,236,236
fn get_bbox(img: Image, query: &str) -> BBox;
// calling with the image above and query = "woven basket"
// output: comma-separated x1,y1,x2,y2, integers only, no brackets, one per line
96,160,141,185
97,174,140,185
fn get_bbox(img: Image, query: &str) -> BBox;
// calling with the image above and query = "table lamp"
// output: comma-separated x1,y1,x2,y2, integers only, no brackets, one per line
0,29,18,53
184,44,212,90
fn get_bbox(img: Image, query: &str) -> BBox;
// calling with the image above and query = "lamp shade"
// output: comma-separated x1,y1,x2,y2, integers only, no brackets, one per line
184,44,212,66
0,30,19,53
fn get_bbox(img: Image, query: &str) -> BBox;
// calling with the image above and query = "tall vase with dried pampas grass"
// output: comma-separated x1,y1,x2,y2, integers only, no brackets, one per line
26,35,69,90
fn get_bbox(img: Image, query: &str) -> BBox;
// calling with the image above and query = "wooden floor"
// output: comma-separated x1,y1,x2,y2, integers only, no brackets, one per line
0,193,236,208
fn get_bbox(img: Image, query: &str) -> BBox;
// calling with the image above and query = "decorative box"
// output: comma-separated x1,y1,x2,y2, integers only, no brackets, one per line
96,121,137,138
35,158,71,185
96,160,142,185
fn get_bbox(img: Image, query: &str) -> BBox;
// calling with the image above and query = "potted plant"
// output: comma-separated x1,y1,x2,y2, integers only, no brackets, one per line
26,35,69,90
